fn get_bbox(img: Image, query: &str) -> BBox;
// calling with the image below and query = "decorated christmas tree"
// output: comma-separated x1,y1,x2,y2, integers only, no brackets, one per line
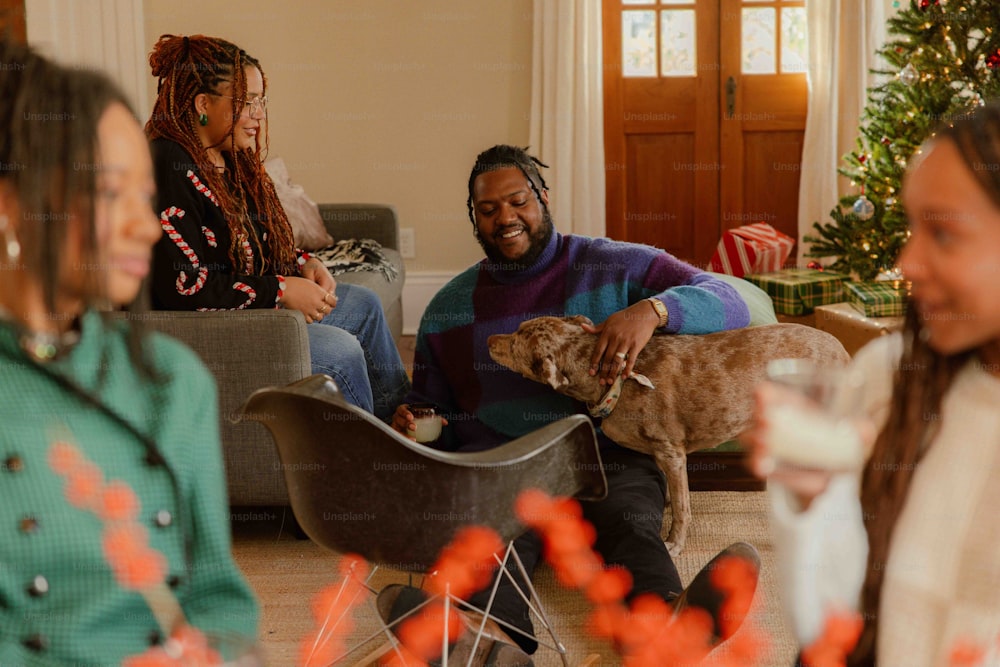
806,0,1000,280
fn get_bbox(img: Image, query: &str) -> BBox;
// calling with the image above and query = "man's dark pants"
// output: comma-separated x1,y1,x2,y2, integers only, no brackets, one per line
467,446,684,654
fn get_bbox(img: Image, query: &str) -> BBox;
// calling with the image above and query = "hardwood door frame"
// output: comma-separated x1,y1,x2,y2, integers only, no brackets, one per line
693,0,721,266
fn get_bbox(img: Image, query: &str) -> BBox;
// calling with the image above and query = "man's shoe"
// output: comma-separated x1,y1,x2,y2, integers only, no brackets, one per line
376,584,534,667
672,541,761,645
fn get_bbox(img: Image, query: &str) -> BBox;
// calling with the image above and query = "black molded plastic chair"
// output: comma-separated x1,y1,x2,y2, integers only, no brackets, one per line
242,374,608,665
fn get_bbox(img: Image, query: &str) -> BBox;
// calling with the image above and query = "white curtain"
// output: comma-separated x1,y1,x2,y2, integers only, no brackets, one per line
797,0,901,264
25,0,149,122
529,0,606,237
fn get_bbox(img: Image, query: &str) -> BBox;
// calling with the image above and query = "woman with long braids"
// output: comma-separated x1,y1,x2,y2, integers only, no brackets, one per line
146,34,409,419
0,40,258,662
744,103,1000,665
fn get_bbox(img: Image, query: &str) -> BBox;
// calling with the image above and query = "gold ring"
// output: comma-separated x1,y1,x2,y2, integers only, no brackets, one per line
614,351,627,360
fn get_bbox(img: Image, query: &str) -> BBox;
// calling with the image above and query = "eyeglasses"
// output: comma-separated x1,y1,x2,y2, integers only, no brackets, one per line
210,94,268,114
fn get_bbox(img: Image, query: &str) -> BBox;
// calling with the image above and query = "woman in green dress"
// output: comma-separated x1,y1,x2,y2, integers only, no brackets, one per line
0,40,258,664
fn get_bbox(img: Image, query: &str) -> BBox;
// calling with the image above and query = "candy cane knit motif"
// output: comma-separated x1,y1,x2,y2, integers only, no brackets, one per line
238,234,254,274
188,166,255,274
201,227,217,247
185,170,219,207
196,281,257,311
160,206,208,296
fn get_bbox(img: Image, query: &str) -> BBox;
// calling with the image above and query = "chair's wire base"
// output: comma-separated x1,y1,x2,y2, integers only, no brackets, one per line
319,542,571,667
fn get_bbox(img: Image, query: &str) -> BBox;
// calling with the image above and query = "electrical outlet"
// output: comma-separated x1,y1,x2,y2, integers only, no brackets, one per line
399,227,416,259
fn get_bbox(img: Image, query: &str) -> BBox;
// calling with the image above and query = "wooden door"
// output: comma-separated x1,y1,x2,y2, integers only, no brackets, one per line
603,0,721,265
0,0,26,42
719,0,807,247
603,0,807,267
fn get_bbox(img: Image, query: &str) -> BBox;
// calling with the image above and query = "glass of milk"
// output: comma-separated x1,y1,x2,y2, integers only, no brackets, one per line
763,359,864,471
406,403,443,443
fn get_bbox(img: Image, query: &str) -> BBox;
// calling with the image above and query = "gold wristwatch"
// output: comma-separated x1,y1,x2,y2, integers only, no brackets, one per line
646,297,669,328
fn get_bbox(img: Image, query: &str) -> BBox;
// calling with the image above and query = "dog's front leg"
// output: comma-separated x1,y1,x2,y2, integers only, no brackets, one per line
656,449,690,557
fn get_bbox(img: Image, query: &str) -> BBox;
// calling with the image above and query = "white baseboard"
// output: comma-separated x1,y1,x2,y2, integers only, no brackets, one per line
402,271,459,335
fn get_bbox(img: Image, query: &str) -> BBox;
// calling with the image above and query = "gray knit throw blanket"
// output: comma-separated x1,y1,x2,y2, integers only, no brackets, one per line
311,239,398,282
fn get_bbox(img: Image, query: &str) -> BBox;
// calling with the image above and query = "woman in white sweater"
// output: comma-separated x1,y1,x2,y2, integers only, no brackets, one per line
744,102,1000,666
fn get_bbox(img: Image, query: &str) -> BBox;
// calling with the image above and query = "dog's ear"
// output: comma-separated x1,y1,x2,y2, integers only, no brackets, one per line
566,314,593,328
539,356,570,390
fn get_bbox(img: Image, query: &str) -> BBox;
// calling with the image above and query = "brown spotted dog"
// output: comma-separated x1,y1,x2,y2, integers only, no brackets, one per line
487,315,850,555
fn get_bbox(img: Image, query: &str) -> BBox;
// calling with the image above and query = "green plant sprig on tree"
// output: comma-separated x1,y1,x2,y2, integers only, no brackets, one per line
805,0,1000,280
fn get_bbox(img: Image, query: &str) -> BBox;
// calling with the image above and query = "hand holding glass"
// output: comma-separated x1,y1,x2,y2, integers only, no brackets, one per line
406,403,443,443
762,359,865,471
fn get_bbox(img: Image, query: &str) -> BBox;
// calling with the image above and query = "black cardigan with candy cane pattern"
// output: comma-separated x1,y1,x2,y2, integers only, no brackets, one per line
150,138,289,311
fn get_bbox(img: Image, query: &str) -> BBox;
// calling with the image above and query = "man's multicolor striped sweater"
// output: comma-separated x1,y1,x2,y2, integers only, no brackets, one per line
407,232,750,451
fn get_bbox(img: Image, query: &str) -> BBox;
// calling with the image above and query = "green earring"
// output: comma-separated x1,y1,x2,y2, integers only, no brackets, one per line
198,112,209,126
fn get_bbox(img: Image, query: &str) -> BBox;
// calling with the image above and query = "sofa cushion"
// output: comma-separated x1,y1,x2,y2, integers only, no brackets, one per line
264,157,334,251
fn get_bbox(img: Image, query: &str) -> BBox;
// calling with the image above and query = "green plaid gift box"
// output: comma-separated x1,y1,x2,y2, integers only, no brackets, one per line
743,268,847,315
845,280,908,317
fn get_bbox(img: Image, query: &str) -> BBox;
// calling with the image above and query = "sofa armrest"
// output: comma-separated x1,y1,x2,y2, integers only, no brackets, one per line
319,203,399,251
132,310,311,380
127,310,311,420
120,310,312,506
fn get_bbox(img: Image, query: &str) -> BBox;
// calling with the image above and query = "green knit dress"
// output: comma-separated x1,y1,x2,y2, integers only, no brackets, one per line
0,310,259,664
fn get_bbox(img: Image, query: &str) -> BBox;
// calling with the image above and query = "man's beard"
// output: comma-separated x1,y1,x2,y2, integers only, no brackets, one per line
477,208,555,271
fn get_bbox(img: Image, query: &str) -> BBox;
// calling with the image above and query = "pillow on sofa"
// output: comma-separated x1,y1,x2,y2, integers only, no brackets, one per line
263,157,334,251
706,271,778,327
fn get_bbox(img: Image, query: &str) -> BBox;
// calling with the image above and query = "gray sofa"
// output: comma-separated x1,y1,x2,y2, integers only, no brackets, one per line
139,203,404,506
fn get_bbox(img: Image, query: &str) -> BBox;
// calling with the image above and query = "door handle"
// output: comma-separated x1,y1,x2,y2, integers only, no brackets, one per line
726,76,737,118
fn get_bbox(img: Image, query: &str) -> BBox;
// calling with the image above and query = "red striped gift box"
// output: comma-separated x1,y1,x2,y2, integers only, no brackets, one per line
710,223,795,278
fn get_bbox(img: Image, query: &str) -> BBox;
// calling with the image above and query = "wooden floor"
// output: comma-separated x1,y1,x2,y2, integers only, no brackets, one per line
232,492,798,666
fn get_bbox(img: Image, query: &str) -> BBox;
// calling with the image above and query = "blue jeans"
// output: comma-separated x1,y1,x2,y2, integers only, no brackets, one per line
308,283,410,421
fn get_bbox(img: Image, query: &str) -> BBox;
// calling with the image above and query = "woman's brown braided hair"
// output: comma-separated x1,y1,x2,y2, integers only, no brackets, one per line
145,34,296,275
848,101,1000,665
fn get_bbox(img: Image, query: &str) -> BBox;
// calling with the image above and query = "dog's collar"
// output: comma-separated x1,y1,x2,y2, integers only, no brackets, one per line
587,371,655,419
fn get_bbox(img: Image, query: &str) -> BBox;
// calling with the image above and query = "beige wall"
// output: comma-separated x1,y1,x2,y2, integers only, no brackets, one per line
142,0,533,274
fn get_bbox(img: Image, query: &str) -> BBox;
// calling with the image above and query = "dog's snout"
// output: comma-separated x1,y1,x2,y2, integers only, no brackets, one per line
487,334,514,363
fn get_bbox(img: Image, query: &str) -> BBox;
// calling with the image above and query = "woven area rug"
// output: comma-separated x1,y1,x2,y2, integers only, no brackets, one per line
232,491,798,666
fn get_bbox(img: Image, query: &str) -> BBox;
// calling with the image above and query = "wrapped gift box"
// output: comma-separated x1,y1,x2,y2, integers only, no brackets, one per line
844,280,908,317
814,302,904,356
710,223,795,278
743,268,847,315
